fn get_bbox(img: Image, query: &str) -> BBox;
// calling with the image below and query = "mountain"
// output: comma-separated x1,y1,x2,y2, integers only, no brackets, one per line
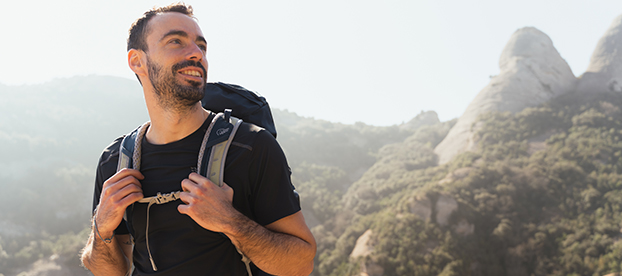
318,89,622,275
576,14,622,94
0,76,430,275
310,15,622,276
434,27,577,164
273,109,445,229
0,76,149,275
436,14,622,165
2,13,622,276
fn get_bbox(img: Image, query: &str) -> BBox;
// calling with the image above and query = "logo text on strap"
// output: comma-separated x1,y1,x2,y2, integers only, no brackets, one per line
216,128,230,136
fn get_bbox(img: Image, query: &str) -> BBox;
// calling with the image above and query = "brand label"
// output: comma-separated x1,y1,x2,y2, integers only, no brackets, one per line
217,128,230,136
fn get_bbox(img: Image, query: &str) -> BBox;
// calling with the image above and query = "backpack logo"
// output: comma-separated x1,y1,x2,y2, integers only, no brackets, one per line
217,127,230,136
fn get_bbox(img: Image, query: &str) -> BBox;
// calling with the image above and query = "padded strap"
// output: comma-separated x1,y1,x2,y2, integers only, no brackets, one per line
116,112,251,274
206,116,242,186
118,121,150,172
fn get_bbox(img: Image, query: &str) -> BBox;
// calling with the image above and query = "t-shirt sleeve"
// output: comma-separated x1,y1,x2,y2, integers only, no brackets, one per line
248,130,301,226
92,137,130,235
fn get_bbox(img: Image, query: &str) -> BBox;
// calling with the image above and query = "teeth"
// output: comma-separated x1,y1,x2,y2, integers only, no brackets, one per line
181,70,201,77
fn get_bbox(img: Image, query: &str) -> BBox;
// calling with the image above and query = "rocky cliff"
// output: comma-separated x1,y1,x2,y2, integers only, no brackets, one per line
434,27,577,164
576,14,622,94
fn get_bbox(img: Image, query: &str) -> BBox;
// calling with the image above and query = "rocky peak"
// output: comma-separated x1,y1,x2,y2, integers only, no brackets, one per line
577,14,622,94
400,110,440,131
434,27,577,164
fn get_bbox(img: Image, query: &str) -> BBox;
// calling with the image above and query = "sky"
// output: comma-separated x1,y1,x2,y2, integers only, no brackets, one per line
1,0,621,126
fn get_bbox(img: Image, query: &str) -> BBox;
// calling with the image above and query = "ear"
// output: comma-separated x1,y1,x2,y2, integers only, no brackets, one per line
128,49,147,77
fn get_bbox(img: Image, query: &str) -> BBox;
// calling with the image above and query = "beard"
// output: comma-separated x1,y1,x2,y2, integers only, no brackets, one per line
147,55,206,112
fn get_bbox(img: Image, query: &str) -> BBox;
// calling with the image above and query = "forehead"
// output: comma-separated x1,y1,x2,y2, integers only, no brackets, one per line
146,12,204,43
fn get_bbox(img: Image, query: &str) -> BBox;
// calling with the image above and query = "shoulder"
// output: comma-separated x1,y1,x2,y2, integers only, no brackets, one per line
97,136,123,173
232,121,279,152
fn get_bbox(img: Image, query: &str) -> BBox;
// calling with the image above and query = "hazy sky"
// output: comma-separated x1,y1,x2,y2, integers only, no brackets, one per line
2,1,621,126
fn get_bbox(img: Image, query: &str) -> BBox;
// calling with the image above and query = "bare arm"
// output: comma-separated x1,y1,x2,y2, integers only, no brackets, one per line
178,173,316,276
81,169,144,276
81,232,132,276
226,211,316,276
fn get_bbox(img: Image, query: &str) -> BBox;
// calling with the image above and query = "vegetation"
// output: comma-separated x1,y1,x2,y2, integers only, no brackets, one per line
0,229,90,273
0,77,429,275
3,76,622,276
0,76,146,275
314,90,622,276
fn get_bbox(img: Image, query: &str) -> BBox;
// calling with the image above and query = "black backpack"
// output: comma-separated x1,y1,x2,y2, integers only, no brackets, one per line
117,82,276,274
203,82,277,138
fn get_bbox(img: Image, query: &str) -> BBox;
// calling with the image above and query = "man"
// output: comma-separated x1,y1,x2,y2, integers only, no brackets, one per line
80,3,316,275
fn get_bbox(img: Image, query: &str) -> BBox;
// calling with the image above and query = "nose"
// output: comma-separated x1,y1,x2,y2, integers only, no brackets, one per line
185,42,208,78
186,43,205,62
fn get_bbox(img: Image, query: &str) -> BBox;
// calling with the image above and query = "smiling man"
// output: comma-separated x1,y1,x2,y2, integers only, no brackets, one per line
80,3,316,276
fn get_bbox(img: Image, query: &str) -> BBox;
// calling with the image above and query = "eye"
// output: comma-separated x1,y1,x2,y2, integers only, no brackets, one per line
198,44,207,52
169,38,182,45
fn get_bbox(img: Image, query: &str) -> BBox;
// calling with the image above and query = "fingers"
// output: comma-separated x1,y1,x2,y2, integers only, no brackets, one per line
96,169,145,233
177,173,237,233
178,173,231,210
181,173,215,193
187,172,214,186
220,182,234,199
177,203,190,215
107,168,144,186
114,182,144,206
102,169,144,207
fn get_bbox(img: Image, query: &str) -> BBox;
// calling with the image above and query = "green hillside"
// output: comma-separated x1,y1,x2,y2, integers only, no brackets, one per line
0,77,432,275
2,76,621,276
313,90,622,276
0,76,148,274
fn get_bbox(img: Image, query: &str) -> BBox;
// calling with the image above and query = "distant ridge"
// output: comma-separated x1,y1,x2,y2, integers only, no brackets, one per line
400,110,440,131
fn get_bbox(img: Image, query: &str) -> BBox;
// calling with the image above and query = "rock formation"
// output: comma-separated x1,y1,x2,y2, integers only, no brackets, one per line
350,230,384,276
399,110,440,131
434,27,577,164
350,229,374,259
576,14,622,94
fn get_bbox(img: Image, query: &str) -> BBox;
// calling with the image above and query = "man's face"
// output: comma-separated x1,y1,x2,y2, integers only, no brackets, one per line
143,12,209,110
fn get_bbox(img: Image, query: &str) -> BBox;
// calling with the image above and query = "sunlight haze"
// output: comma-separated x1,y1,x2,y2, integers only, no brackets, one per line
1,0,621,125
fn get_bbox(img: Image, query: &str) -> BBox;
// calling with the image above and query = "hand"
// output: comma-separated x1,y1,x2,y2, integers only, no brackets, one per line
177,172,237,233
94,168,144,236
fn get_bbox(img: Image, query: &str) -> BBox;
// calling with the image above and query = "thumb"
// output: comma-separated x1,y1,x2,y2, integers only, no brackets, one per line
177,203,190,215
221,182,234,199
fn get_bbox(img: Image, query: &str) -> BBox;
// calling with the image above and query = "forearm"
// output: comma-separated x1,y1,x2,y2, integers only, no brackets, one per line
80,229,130,276
225,214,315,276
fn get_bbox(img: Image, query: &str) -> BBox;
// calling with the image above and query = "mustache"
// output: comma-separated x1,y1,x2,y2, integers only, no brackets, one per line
172,60,207,79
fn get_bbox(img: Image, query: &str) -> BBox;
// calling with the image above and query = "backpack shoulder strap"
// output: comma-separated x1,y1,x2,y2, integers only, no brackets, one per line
199,110,252,275
117,112,252,274
203,112,243,186
117,121,151,171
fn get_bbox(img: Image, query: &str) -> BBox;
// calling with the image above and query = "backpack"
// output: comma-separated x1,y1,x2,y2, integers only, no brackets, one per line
203,82,277,138
116,82,274,275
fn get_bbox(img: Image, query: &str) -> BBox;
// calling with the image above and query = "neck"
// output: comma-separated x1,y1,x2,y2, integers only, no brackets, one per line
144,91,209,145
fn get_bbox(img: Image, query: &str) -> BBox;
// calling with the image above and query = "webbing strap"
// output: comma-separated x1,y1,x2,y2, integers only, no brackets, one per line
139,191,181,271
117,111,251,274
236,246,253,276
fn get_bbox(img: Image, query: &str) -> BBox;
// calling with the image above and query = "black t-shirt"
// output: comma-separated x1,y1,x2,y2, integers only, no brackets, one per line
92,114,300,275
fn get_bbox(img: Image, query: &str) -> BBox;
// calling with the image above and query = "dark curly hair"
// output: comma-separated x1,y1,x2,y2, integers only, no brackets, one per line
127,3,195,52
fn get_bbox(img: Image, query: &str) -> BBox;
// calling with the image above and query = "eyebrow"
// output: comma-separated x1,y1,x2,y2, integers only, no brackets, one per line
160,30,207,45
